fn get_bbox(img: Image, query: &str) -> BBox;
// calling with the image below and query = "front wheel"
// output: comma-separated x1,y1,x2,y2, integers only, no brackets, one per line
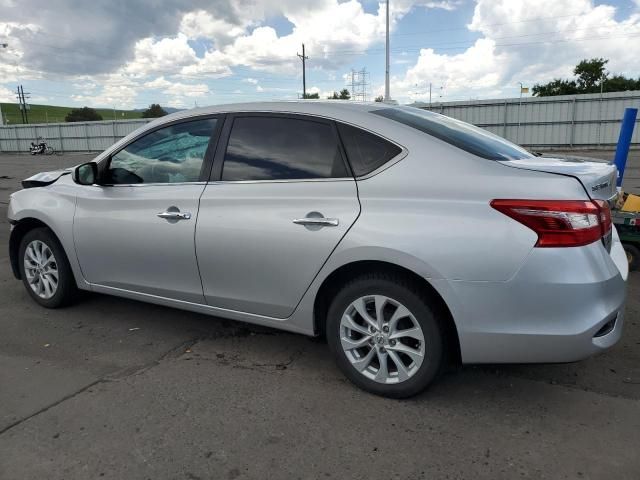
18,227,78,308
45,146,54,155
326,273,445,398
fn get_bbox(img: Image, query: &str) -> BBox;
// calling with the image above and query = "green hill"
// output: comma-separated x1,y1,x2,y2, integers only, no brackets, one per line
0,103,143,125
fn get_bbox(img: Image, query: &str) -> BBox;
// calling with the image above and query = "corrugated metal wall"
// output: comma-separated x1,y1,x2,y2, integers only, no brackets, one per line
0,119,149,153
1,91,639,152
421,90,640,149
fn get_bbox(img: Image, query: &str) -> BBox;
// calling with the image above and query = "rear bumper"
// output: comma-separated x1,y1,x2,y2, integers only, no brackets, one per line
449,230,628,364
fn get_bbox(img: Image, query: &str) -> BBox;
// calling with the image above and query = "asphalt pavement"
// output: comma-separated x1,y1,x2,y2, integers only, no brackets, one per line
0,152,639,480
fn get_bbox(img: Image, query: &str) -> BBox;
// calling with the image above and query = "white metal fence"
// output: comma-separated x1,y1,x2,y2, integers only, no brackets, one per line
0,119,150,153
420,90,640,149
1,91,639,153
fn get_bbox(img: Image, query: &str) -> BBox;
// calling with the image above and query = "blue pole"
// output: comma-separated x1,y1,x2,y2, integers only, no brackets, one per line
613,107,638,187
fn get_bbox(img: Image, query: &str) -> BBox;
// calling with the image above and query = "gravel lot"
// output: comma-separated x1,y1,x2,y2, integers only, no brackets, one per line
1,152,639,479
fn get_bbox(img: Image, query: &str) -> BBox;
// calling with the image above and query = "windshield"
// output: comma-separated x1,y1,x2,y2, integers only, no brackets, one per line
372,106,533,161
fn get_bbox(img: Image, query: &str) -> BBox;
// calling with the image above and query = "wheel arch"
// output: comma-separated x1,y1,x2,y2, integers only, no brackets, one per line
10,217,62,279
312,259,461,364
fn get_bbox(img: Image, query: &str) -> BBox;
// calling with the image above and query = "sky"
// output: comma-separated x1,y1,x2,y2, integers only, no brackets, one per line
1,0,640,109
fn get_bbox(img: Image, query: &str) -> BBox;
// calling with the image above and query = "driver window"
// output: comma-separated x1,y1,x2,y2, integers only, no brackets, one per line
107,117,217,184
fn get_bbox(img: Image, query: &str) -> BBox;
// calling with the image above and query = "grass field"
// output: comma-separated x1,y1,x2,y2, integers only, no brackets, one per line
0,103,143,124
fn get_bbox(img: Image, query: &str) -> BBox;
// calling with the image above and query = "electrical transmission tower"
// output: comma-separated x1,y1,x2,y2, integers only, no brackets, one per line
349,68,369,102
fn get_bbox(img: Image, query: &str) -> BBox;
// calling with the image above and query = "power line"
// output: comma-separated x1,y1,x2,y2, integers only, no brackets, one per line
322,31,640,56
390,6,635,37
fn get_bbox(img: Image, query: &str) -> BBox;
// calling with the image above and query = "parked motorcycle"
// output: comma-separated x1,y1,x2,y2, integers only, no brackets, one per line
29,138,54,155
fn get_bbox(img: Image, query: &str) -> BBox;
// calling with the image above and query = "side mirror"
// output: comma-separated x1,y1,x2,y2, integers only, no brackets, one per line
73,162,98,185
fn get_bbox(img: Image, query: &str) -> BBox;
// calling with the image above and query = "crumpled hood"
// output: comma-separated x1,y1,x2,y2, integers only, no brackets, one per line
22,168,73,189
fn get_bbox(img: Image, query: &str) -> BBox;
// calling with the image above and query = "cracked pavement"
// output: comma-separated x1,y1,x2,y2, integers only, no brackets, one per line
1,153,640,479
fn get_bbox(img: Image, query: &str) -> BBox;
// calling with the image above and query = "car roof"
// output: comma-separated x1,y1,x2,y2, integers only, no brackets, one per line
150,100,391,127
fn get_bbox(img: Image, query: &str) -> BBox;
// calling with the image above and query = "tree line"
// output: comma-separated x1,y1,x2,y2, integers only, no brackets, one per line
64,104,167,122
533,58,640,96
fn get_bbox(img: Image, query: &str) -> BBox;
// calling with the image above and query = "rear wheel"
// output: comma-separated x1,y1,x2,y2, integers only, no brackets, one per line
326,273,444,398
624,243,639,271
18,228,77,308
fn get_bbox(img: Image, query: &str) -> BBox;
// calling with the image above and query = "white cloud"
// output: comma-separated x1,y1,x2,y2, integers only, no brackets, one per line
179,10,247,47
177,0,458,76
6,0,639,109
124,34,199,77
143,76,210,108
71,74,139,108
0,22,39,82
394,0,640,102
144,76,209,97
0,85,15,102
1,0,461,107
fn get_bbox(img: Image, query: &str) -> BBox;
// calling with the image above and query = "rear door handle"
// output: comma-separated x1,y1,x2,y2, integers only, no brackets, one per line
293,217,339,227
157,211,192,220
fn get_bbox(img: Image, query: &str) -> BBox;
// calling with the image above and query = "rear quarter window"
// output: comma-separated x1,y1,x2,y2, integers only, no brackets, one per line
337,123,402,176
372,106,533,161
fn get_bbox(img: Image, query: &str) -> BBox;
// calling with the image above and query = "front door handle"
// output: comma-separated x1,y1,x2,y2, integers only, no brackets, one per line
293,217,339,227
157,211,192,221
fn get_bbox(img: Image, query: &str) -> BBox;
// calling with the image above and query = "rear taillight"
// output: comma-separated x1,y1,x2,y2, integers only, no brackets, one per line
490,199,612,248
592,199,612,234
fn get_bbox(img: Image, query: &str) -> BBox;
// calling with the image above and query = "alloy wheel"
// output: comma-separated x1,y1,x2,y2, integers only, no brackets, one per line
23,240,59,299
339,295,425,384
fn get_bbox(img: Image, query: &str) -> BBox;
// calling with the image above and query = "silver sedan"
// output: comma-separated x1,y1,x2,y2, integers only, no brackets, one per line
8,102,628,398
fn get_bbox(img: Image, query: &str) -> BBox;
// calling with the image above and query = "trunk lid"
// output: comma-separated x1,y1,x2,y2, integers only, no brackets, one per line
500,155,618,201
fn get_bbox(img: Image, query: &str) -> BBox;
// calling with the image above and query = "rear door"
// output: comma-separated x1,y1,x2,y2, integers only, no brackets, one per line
195,113,360,318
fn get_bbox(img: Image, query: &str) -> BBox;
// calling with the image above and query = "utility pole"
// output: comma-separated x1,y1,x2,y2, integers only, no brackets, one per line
16,85,30,124
384,0,391,102
297,43,308,98
351,70,355,100
516,82,524,144
0,44,7,124
22,85,30,124
596,74,606,147
16,86,25,123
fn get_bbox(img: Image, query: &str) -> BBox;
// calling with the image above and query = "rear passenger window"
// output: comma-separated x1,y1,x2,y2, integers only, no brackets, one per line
337,123,402,176
222,116,348,181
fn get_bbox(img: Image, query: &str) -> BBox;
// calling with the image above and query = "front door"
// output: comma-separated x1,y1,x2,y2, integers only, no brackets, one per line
74,117,220,303
196,114,360,318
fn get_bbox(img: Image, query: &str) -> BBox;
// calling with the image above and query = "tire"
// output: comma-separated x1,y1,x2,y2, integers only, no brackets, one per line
18,227,78,308
624,243,639,271
326,273,445,398
45,146,54,155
